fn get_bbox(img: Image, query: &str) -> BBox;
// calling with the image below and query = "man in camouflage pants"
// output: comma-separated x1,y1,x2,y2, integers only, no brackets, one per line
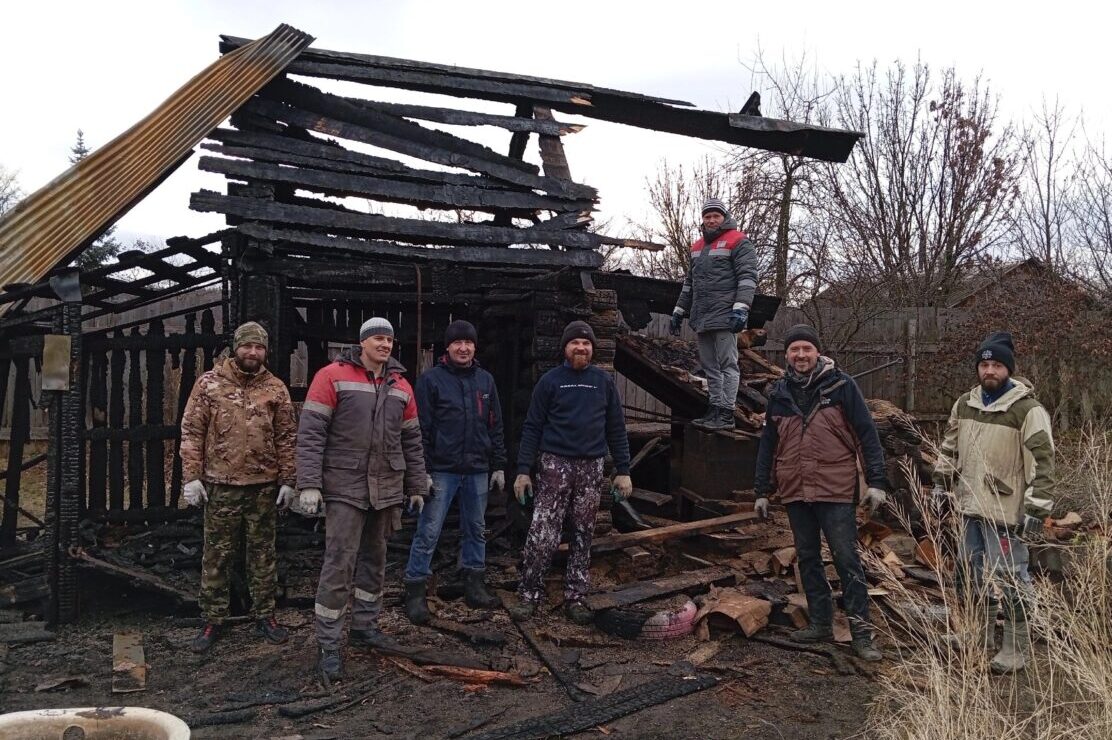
510,321,632,624
180,321,298,653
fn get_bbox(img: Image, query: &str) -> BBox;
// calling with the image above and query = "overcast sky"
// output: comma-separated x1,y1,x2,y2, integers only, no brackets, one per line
2,0,1106,248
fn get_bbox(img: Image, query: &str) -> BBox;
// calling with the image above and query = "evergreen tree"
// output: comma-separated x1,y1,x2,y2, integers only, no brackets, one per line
69,129,121,270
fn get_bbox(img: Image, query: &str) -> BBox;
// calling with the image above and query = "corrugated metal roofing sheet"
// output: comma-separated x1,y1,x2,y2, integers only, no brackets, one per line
0,23,313,298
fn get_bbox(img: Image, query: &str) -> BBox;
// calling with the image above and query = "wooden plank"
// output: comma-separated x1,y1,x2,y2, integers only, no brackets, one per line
127,328,144,510
570,512,760,554
534,106,573,180
112,631,147,693
87,350,108,513
235,223,603,269
199,156,595,214
629,488,673,507
108,335,125,511
144,320,166,509
74,550,196,605
191,191,603,250
359,99,582,135
627,437,662,472
0,621,55,644
584,566,735,611
1,358,31,544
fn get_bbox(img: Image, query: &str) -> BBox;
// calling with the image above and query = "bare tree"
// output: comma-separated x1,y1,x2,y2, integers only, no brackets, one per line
821,61,1022,306
1014,99,1079,269
1070,138,1112,298
0,165,21,217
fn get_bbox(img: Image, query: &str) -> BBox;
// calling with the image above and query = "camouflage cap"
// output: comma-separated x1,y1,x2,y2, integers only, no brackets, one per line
234,321,268,350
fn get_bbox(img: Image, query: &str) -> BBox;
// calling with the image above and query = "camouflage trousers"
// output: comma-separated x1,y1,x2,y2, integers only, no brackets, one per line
518,453,604,604
200,482,278,623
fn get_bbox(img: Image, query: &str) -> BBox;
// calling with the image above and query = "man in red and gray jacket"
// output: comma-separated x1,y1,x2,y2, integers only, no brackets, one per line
754,324,888,662
296,317,427,682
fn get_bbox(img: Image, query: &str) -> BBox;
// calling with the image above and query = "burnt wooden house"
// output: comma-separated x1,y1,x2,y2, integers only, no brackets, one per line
0,25,861,623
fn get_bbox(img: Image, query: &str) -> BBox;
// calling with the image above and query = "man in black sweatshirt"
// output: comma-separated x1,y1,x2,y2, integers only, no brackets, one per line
510,321,632,624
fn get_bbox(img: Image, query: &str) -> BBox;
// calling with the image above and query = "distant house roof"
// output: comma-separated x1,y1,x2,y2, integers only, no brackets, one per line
0,24,313,308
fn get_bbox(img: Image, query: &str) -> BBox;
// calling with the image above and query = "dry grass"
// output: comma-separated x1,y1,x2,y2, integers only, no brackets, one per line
861,426,1112,740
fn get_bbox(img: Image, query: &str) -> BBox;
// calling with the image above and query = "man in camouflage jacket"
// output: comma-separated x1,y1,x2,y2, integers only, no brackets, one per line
179,321,297,653
296,316,427,682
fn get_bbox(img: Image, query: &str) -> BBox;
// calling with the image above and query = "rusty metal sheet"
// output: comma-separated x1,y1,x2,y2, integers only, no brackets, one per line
0,24,314,312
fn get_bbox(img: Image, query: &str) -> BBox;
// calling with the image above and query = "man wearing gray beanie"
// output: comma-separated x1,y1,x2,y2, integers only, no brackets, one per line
296,316,427,681
670,197,759,430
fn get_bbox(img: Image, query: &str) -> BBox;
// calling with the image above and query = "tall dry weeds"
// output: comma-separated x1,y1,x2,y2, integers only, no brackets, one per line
861,426,1112,740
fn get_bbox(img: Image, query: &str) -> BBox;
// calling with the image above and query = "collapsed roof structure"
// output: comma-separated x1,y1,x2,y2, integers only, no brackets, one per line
0,24,862,623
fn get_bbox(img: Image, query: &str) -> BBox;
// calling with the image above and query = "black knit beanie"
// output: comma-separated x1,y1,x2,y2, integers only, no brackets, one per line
560,320,597,349
783,324,822,353
444,320,478,346
975,331,1015,374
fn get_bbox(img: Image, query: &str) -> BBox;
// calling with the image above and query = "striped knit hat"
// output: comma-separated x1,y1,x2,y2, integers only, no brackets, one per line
359,317,394,341
702,197,728,217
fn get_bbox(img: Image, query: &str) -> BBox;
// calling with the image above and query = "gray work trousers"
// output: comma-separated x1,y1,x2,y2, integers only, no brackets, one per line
697,329,740,408
956,515,1034,622
314,500,401,649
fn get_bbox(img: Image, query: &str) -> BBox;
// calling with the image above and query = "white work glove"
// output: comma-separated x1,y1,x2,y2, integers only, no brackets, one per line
490,470,505,492
299,488,323,515
862,487,887,515
754,497,769,519
513,474,533,505
409,494,425,515
613,475,633,501
276,485,297,510
183,480,207,507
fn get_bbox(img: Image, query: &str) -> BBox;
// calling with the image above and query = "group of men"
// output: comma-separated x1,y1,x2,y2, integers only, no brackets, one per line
180,195,1054,681
180,314,629,681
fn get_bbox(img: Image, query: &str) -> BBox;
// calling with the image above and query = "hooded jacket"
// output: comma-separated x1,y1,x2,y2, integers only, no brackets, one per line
416,356,507,474
755,357,888,504
296,346,426,510
675,218,759,333
179,357,297,488
933,377,1055,527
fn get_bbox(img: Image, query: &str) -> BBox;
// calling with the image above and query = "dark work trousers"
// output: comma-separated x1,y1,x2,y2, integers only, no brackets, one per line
314,500,401,650
786,501,872,639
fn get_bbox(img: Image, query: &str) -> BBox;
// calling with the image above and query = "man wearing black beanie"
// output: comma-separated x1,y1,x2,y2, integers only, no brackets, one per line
403,320,507,624
669,197,759,430
509,321,632,624
933,330,1054,674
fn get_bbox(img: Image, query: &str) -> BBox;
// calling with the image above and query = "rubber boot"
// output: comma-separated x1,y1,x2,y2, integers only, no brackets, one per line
990,618,1031,674
691,406,717,430
404,579,431,625
463,569,501,609
790,623,834,643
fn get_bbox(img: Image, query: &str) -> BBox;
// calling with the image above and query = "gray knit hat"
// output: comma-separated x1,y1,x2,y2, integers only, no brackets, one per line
702,197,728,217
359,317,394,341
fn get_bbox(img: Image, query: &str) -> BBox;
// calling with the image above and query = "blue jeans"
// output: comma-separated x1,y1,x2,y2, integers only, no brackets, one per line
956,515,1033,621
786,501,872,638
404,472,489,582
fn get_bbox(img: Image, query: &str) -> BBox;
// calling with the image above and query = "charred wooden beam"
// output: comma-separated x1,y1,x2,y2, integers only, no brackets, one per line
358,99,583,135
235,223,603,268
534,106,573,181
190,191,603,250
199,156,594,214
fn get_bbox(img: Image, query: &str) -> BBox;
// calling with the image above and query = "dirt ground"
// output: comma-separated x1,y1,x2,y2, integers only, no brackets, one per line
0,568,879,740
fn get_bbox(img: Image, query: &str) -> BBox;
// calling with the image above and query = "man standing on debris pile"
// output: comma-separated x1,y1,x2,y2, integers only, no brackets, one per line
932,331,1054,674
403,320,506,624
753,324,888,662
179,321,297,654
669,197,759,431
509,321,633,624
296,317,427,682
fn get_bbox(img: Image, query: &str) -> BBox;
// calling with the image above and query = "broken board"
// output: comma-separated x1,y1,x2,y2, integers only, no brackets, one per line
112,631,147,693
584,566,735,611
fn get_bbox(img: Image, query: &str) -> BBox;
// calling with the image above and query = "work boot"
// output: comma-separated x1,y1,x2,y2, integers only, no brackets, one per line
191,623,221,653
254,615,289,645
463,569,502,609
350,628,400,653
507,599,538,622
564,600,594,625
852,637,883,662
790,623,834,643
945,603,997,654
404,579,431,625
317,647,342,682
691,406,717,429
718,406,737,429
990,618,1031,674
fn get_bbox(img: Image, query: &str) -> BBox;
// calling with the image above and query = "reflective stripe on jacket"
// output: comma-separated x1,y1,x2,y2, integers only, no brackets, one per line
675,228,758,332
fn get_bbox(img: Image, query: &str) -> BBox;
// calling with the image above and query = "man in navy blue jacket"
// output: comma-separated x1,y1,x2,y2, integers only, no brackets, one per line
404,320,507,624
509,321,632,624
